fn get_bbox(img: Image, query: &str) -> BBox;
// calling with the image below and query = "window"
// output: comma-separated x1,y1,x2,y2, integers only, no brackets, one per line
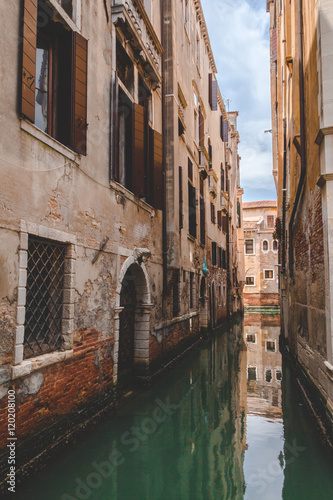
265,369,273,383
218,247,222,268
222,214,228,234
200,177,205,245
190,272,194,308
264,270,274,279
211,242,217,266
208,73,218,111
246,276,255,286
273,240,278,251
276,370,282,382
246,334,256,344
196,33,201,70
172,270,180,317
221,117,228,142
24,236,66,358
262,240,269,252
266,340,276,352
267,215,275,228
217,210,222,230
221,164,225,192
248,366,257,381
188,181,197,238
179,166,183,229
21,0,87,154
184,0,189,32
113,45,162,208
245,239,254,254
210,202,216,224
208,139,213,169
188,158,193,181
199,106,204,147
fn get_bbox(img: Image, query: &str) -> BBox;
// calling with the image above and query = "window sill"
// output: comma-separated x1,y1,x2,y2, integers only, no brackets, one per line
12,350,74,380
21,120,81,165
110,179,156,215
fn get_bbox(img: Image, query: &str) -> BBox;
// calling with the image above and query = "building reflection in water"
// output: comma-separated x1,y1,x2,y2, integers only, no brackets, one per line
243,313,285,500
13,315,333,500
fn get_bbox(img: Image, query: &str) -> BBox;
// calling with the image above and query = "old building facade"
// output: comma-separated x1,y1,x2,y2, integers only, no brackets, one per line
267,0,333,434
0,0,243,483
243,201,279,309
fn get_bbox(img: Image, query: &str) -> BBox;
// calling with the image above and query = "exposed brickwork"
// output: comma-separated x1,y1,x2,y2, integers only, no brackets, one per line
310,189,325,284
244,293,279,306
0,329,114,451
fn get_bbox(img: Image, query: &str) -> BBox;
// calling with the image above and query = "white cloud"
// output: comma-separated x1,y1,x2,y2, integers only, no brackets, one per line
201,0,276,201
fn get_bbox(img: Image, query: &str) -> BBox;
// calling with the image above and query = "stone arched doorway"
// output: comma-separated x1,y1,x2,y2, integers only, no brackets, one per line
114,257,151,385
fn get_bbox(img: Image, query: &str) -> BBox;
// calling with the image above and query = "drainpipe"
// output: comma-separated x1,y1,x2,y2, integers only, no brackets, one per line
161,0,167,295
282,119,287,273
289,0,306,279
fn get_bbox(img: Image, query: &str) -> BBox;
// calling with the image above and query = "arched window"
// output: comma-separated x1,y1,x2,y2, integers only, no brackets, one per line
273,240,278,251
262,240,269,252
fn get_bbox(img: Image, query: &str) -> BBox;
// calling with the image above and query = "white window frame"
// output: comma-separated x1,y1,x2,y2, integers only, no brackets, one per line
264,269,274,280
262,239,269,253
245,276,256,286
12,221,76,380
265,368,273,383
245,238,255,255
265,340,276,352
275,368,282,383
246,333,257,344
272,239,279,252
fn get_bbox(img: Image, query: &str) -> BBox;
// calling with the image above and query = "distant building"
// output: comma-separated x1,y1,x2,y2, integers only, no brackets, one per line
243,201,279,310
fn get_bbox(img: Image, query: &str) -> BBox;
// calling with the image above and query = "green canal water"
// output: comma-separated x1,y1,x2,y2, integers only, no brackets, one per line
14,315,333,500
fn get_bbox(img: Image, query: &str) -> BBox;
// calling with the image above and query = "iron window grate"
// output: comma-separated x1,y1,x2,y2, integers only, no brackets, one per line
24,236,66,358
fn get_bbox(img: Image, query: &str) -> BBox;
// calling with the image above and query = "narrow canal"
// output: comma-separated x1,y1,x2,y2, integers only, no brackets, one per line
15,315,333,500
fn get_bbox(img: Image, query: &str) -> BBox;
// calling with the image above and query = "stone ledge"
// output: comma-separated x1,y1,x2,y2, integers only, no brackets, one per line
11,350,74,380
154,312,199,332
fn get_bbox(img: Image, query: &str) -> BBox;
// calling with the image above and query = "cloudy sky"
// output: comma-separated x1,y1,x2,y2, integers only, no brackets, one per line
201,0,276,202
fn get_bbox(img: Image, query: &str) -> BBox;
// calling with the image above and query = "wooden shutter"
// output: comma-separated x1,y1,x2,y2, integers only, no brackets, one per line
72,33,88,155
188,183,197,238
132,103,145,197
217,210,222,229
209,73,217,111
152,130,163,210
21,0,37,122
199,108,204,147
179,166,183,229
200,194,205,245
222,120,229,142
272,27,277,63
112,73,119,181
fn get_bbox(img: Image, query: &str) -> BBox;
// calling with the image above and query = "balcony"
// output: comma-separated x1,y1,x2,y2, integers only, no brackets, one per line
112,0,162,84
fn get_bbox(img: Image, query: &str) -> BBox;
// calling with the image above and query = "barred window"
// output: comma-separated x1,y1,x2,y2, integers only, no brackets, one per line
245,239,254,254
24,236,66,358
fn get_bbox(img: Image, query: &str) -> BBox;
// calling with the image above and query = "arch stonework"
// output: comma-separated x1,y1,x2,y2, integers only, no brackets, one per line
113,256,152,384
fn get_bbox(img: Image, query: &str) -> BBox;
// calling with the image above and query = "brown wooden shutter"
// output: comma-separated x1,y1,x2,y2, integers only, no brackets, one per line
199,108,204,147
222,120,229,142
200,194,205,245
72,33,88,155
21,0,37,122
112,72,119,181
209,73,217,111
179,166,183,229
132,103,145,197
152,130,163,210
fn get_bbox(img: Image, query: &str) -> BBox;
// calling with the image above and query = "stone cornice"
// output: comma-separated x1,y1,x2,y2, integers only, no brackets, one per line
193,0,217,74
